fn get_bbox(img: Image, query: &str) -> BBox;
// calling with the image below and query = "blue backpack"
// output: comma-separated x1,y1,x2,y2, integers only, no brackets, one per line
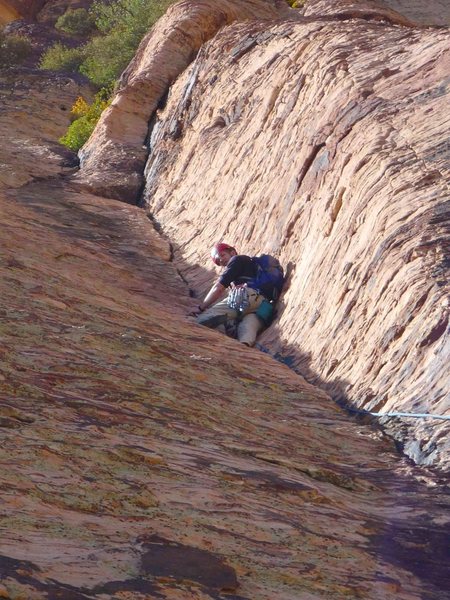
248,254,285,301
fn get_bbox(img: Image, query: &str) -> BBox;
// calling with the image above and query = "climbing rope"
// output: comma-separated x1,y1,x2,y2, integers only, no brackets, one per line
267,348,450,422
346,407,450,421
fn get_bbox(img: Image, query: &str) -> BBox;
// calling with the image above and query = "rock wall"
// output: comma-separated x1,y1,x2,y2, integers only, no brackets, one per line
0,1,94,25
77,0,449,469
2,177,449,598
1,1,449,596
0,0,45,23
77,0,290,201
1,46,449,599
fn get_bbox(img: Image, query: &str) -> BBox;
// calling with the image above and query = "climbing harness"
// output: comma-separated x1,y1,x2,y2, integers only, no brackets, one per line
227,285,249,313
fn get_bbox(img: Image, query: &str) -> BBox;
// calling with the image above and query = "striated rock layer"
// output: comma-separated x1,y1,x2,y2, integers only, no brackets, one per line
77,0,291,202
77,0,449,467
1,176,449,598
0,2,449,598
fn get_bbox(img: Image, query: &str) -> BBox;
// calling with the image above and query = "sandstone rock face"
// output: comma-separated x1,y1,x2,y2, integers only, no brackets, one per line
0,0,45,23
129,0,448,468
75,0,450,467
0,68,91,190
76,0,290,202
0,2,449,597
2,176,449,598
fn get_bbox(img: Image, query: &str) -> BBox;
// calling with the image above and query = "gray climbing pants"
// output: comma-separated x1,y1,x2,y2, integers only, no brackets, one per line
197,288,264,346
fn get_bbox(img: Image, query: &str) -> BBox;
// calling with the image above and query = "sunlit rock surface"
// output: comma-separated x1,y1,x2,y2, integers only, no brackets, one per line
0,0,44,24
0,1,449,598
144,10,449,465
77,0,450,465
1,130,449,600
142,1,450,467
0,0,92,24
76,0,289,202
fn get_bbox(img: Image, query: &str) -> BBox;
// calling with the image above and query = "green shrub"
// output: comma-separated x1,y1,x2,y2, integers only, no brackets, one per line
79,29,135,88
40,0,172,88
59,89,111,151
91,0,171,37
47,1,174,149
39,43,86,73
79,0,172,88
0,28,31,68
55,8,97,36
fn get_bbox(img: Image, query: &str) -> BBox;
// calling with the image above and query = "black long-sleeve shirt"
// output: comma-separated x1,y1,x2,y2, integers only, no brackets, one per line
218,255,257,288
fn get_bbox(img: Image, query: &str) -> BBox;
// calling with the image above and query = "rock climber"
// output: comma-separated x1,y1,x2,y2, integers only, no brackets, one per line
191,242,282,347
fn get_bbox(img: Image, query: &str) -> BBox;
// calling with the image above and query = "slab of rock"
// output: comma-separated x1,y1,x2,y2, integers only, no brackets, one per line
112,0,447,467
0,0,45,23
0,9,449,597
0,67,92,190
1,176,449,599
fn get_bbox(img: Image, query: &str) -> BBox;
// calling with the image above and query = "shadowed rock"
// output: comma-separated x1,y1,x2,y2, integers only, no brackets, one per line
140,535,239,591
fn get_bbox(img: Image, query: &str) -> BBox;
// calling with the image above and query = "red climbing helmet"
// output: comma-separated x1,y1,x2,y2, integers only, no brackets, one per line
211,242,236,265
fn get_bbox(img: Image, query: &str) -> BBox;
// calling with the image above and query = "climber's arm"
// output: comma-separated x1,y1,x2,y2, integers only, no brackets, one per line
198,281,226,312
